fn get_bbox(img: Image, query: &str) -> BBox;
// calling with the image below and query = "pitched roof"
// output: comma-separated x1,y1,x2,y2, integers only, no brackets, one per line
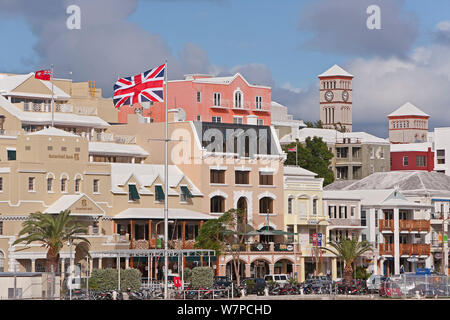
283,165,317,177
0,94,110,128
295,128,388,145
29,127,79,137
89,142,149,157
0,73,70,99
388,102,429,117
325,171,450,196
110,163,202,196
44,194,105,216
318,64,354,78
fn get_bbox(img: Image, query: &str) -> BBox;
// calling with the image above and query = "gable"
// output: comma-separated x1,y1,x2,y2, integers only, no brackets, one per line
12,77,53,96
68,195,105,216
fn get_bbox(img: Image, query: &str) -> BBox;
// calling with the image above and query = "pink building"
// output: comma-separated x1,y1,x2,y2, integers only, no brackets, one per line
117,73,272,125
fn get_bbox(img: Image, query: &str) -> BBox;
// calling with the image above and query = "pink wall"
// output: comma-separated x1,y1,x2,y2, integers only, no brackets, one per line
117,74,272,125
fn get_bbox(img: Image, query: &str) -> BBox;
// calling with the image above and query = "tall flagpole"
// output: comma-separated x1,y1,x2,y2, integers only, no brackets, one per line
164,60,169,299
51,65,55,127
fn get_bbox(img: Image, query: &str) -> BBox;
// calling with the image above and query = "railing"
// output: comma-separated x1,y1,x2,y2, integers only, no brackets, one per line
93,132,136,144
379,243,431,256
329,219,361,227
73,105,98,116
273,243,295,252
250,243,271,252
336,138,362,144
379,243,394,255
21,102,74,113
399,220,430,232
400,244,430,256
252,102,271,112
0,129,22,136
379,220,394,232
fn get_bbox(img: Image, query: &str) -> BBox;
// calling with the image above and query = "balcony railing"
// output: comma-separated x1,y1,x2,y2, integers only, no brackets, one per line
399,220,430,232
129,238,196,250
329,218,361,227
400,244,430,256
92,132,137,144
208,99,271,112
379,220,394,232
379,220,430,232
379,243,431,256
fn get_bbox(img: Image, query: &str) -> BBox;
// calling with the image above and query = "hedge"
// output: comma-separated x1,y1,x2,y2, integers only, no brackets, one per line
89,268,142,291
191,267,214,288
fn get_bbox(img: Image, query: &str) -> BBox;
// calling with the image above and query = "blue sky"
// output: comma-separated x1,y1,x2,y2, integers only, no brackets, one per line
1,0,450,137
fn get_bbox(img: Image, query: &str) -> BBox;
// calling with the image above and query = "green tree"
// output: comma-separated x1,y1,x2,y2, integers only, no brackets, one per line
321,237,373,284
13,210,90,272
89,268,142,291
284,136,335,186
304,120,324,128
195,208,249,285
191,267,214,288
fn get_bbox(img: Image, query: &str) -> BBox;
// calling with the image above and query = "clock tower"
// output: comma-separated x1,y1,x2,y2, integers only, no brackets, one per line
318,64,354,132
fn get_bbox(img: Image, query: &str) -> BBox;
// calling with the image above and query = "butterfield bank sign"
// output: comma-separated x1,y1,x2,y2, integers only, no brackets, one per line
48,153,80,160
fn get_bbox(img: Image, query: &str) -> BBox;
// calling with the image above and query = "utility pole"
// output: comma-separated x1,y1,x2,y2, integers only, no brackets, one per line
13,261,17,300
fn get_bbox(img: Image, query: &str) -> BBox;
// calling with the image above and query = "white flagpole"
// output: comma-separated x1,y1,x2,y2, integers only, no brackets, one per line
296,145,298,166
51,65,55,128
164,61,169,299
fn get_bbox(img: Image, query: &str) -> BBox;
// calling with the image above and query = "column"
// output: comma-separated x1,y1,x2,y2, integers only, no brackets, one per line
444,210,449,275
332,257,337,280
300,257,305,283
245,264,251,278
182,221,186,248
31,259,36,273
393,208,400,275
148,220,152,249
98,258,102,269
89,258,93,274
130,220,134,248
125,257,129,269
373,256,378,275
269,263,275,275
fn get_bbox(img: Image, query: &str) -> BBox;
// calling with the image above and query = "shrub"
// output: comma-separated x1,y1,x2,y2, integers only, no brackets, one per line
355,266,370,280
191,267,214,288
89,268,142,291
183,268,192,282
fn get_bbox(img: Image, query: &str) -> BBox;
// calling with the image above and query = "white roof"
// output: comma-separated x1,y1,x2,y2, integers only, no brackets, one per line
318,64,354,78
388,102,429,117
114,208,214,220
0,94,110,128
323,190,361,201
44,194,105,216
0,73,70,99
29,127,79,137
89,142,149,157
296,128,388,145
110,163,202,196
190,73,271,89
284,166,317,177
390,142,432,152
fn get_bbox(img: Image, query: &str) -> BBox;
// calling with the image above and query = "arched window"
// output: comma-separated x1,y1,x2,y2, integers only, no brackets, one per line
210,196,225,213
259,197,273,214
234,91,242,108
287,197,293,214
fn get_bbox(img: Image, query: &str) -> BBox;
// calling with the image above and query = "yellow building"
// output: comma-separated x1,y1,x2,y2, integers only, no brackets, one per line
283,166,337,281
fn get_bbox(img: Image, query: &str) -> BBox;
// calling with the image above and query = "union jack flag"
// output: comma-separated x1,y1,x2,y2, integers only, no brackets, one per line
113,64,165,108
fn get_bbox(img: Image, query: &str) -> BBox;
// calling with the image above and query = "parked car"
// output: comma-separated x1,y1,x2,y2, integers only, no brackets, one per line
264,274,290,285
241,278,266,295
214,276,232,288
367,275,387,293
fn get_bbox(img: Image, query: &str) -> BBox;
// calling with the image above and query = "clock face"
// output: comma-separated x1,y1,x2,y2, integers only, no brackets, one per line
342,90,349,102
325,90,334,102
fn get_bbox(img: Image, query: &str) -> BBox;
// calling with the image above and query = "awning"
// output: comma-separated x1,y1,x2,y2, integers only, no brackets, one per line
180,186,194,198
155,185,165,201
241,229,297,236
129,184,140,201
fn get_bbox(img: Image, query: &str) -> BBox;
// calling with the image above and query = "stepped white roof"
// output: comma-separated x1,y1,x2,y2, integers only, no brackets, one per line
295,128,388,145
110,163,202,196
89,142,149,157
388,102,429,117
0,73,70,99
0,95,110,128
318,64,354,78
29,127,79,137
284,166,317,177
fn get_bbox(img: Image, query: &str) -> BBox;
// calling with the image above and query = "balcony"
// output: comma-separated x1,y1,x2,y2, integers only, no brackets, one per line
129,239,196,250
379,219,430,233
399,220,430,232
227,242,300,253
378,243,431,256
92,132,137,144
252,102,271,113
329,219,362,227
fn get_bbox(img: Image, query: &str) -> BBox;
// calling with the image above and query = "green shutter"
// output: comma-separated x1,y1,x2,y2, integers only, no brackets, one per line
180,186,194,198
128,184,140,201
7,150,16,161
155,185,165,201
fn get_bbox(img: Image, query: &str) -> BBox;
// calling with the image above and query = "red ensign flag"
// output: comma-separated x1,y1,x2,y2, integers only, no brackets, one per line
35,70,52,81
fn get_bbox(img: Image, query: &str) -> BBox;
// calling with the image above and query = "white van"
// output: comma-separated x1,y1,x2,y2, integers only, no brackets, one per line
264,274,290,285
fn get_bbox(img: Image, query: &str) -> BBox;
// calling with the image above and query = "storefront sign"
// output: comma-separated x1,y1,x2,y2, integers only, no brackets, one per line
48,153,80,160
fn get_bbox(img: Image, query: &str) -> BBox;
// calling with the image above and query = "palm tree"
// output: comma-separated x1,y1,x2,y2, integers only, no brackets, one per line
321,237,372,284
13,210,90,273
